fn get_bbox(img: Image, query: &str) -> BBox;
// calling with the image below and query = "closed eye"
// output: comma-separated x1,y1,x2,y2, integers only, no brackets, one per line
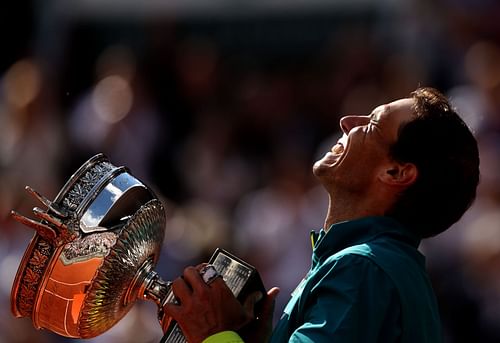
369,120,384,138
366,120,378,130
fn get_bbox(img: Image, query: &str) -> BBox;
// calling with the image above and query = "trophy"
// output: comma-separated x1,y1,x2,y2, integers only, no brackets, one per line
10,153,264,342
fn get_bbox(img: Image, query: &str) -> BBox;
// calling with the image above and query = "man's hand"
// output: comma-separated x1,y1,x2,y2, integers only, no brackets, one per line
239,287,280,343
163,264,259,343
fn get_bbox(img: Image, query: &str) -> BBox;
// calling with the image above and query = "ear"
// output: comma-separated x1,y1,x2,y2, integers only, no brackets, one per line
378,162,418,188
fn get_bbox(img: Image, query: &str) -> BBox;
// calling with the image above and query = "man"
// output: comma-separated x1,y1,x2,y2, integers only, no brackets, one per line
163,87,480,342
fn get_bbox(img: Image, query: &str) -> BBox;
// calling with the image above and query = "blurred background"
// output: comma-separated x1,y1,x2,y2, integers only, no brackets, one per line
0,0,500,342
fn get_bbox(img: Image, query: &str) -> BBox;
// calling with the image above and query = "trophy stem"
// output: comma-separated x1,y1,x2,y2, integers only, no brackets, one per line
143,271,172,307
125,258,172,308
125,257,174,332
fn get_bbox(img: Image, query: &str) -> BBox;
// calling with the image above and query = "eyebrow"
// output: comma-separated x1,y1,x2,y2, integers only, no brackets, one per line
370,104,390,121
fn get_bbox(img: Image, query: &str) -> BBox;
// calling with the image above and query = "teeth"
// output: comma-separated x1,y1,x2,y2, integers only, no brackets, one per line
331,144,344,154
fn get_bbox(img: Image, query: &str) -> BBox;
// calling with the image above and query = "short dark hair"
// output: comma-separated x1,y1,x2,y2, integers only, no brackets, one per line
386,87,480,238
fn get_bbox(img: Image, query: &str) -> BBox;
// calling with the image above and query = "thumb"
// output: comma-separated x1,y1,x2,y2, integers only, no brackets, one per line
243,291,264,319
163,302,183,320
258,287,280,321
237,287,280,343
268,287,280,300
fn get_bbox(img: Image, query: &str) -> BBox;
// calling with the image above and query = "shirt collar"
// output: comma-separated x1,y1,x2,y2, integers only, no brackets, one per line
312,216,421,266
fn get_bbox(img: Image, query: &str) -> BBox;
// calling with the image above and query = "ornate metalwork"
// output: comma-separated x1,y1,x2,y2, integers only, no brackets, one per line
61,161,114,212
78,199,165,337
61,231,117,264
14,238,53,317
10,153,167,338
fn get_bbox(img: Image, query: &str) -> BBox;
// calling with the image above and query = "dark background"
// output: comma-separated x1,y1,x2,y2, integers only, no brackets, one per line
1,1,500,342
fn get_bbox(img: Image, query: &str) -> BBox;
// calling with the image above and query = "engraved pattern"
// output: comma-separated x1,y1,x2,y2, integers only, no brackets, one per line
12,154,166,340
61,161,114,211
13,158,114,319
78,199,165,338
32,249,49,267
16,237,54,317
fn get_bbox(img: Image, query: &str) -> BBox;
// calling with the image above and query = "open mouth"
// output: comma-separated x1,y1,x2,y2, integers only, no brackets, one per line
330,143,344,155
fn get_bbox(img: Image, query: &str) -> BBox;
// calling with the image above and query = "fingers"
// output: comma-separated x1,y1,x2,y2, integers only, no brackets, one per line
242,291,264,319
163,275,193,318
163,267,211,322
164,265,209,316
168,265,225,308
194,263,209,271
163,264,252,342
183,266,209,294
171,276,194,300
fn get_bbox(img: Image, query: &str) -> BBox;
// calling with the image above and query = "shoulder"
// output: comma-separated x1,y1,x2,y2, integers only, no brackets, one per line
320,237,426,282
293,250,403,340
318,243,383,276
309,249,397,294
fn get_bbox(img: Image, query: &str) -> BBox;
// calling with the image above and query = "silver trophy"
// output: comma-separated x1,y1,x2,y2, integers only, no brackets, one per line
10,153,264,342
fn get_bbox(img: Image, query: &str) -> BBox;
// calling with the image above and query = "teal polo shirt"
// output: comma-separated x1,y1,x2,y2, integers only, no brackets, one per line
270,216,442,343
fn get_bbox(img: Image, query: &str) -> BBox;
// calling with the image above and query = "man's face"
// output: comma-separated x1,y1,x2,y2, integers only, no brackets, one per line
313,98,416,193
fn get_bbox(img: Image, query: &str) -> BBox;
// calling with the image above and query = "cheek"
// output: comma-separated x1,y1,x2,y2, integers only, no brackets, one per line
337,144,384,176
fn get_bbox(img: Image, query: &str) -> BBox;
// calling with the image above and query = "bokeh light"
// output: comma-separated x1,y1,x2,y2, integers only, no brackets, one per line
1,1,500,342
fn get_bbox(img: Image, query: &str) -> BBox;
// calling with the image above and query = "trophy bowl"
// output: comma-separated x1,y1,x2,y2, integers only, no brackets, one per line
10,153,167,338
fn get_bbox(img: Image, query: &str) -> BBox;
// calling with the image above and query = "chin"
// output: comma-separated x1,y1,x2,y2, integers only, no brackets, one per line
312,165,337,195
313,152,340,175
312,160,331,179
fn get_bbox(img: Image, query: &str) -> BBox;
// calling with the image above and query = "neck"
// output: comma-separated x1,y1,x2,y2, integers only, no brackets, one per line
323,190,387,232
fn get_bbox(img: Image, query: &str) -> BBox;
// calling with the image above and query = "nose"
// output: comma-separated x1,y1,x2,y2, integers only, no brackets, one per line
340,115,370,134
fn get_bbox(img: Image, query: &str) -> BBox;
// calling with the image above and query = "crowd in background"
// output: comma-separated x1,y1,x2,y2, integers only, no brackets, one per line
1,0,500,342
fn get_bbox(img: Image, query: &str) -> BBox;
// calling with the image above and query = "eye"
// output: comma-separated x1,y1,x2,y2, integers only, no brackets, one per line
363,120,378,133
369,119,380,128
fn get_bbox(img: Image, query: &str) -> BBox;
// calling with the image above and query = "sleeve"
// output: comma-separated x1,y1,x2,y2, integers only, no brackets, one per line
289,254,401,342
202,331,244,343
